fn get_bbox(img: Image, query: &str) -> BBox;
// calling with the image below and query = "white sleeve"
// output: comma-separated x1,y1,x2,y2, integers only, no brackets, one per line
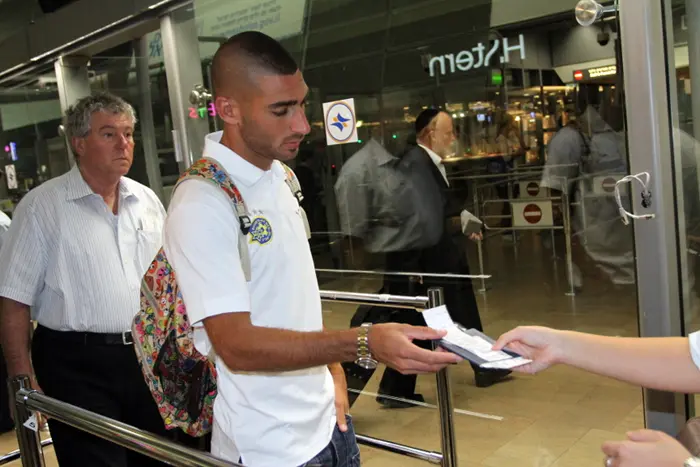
0,196,47,306
163,180,251,326
541,131,581,192
689,331,700,370
334,161,370,239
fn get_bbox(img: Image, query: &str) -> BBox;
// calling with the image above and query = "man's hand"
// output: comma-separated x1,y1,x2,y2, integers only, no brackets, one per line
602,430,691,467
368,324,462,374
468,232,483,242
492,326,565,374
328,363,350,432
8,375,47,429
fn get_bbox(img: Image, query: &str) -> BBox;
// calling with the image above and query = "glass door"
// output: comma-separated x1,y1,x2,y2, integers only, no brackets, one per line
619,0,693,434
167,0,700,464
660,0,700,419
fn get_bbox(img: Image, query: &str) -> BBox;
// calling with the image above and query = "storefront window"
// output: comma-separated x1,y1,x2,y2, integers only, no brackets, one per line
0,63,63,217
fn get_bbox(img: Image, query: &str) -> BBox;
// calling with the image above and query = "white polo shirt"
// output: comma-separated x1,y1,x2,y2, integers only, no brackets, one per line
163,131,335,467
689,332,700,370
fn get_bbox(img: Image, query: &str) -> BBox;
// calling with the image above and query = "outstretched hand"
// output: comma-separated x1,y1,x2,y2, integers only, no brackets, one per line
601,430,691,467
492,326,565,374
369,323,462,374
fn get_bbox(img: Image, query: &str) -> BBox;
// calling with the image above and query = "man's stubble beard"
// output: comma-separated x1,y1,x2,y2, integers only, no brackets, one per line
240,118,278,161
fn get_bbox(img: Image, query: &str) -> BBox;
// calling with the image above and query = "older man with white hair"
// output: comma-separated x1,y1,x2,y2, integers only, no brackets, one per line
0,92,167,466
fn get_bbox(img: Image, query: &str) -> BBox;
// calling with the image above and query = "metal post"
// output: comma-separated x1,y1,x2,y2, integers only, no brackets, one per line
136,36,165,204
9,376,44,467
578,180,589,246
427,288,457,467
562,191,576,296
473,186,487,294
550,228,557,260
507,180,517,252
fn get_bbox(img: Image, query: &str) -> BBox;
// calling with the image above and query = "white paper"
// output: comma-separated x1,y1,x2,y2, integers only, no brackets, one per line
422,305,455,330
460,209,483,235
23,413,38,432
442,328,513,363
481,357,532,370
422,305,532,368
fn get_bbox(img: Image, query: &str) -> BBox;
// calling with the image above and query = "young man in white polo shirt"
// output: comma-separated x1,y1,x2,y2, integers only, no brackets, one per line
163,31,462,467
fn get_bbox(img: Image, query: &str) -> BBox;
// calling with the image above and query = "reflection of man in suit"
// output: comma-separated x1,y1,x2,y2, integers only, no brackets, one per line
377,109,510,408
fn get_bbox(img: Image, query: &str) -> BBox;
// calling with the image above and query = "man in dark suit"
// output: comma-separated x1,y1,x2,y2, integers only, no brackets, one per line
377,109,510,408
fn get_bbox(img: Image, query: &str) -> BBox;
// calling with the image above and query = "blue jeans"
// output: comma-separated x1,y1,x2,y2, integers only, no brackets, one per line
301,415,361,467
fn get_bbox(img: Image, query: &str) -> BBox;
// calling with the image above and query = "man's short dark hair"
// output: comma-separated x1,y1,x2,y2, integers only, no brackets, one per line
211,31,299,96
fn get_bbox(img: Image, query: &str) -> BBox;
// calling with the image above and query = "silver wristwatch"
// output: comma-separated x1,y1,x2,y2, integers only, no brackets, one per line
685,457,700,467
355,323,377,370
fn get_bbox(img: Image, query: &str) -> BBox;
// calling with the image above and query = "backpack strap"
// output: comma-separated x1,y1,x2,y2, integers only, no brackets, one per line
175,158,252,281
280,163,304,204
280,163,311,240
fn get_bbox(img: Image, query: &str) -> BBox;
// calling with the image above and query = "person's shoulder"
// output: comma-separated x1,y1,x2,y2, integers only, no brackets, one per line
402,143,426,158
168,175,235,217
0,210,10,229
401,144,431,168
16,171,72,213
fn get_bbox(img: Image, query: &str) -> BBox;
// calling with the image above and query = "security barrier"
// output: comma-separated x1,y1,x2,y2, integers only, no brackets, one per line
320,287,457,467
454,171,577,296
7,288,456,467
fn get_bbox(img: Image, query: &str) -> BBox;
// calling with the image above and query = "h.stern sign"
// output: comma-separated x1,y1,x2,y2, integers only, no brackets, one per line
428,34,526,77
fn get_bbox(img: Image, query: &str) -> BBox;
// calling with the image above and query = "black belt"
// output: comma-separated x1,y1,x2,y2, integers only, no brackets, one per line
36,326,134,346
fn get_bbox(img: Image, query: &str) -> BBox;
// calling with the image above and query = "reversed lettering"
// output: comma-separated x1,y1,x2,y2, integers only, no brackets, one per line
455,50,474,71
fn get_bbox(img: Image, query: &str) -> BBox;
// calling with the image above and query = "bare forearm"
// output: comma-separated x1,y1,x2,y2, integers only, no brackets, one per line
560,331,700,393
212,323,358,372
0,299,33,378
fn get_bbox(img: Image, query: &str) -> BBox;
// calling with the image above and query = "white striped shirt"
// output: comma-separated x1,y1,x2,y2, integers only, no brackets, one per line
0,166,165,333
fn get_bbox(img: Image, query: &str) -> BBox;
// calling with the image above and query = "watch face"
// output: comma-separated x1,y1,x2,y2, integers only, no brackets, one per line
356,358,378,370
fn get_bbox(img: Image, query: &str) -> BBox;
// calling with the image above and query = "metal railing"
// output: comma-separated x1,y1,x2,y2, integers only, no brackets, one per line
320,287,457,467
0,439,52,465
9,376,238,467
8,288,456,467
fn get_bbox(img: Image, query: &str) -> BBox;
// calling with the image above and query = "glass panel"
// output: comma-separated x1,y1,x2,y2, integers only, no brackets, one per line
87,40,175,197
662,0,700,413
183,1,643,465
0,63,63,215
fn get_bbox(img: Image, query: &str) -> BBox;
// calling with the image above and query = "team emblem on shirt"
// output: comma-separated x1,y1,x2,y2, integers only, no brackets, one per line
249,217,273,245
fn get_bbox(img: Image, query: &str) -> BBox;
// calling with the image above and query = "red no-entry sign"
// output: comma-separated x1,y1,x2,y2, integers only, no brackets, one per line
523,204,543,224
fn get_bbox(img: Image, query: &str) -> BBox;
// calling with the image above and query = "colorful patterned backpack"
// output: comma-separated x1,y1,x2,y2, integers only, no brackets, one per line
132,157,307,437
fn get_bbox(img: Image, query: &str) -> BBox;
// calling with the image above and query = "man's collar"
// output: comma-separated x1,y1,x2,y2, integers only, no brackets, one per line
65,165,137,201
418,143,443,166
203,131,285,186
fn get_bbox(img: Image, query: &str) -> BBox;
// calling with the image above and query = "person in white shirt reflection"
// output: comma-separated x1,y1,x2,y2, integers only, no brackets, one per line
493,326,700,467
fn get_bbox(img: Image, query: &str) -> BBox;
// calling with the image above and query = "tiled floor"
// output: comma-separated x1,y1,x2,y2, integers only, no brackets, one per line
0,231,673,466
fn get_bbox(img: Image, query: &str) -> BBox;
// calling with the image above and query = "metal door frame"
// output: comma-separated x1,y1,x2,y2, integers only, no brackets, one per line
619,0,690,433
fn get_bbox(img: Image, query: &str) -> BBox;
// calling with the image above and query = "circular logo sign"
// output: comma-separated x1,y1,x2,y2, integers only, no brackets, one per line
526,182,540,196
523,204,542,224
602,177,617,193
325,102,356,143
